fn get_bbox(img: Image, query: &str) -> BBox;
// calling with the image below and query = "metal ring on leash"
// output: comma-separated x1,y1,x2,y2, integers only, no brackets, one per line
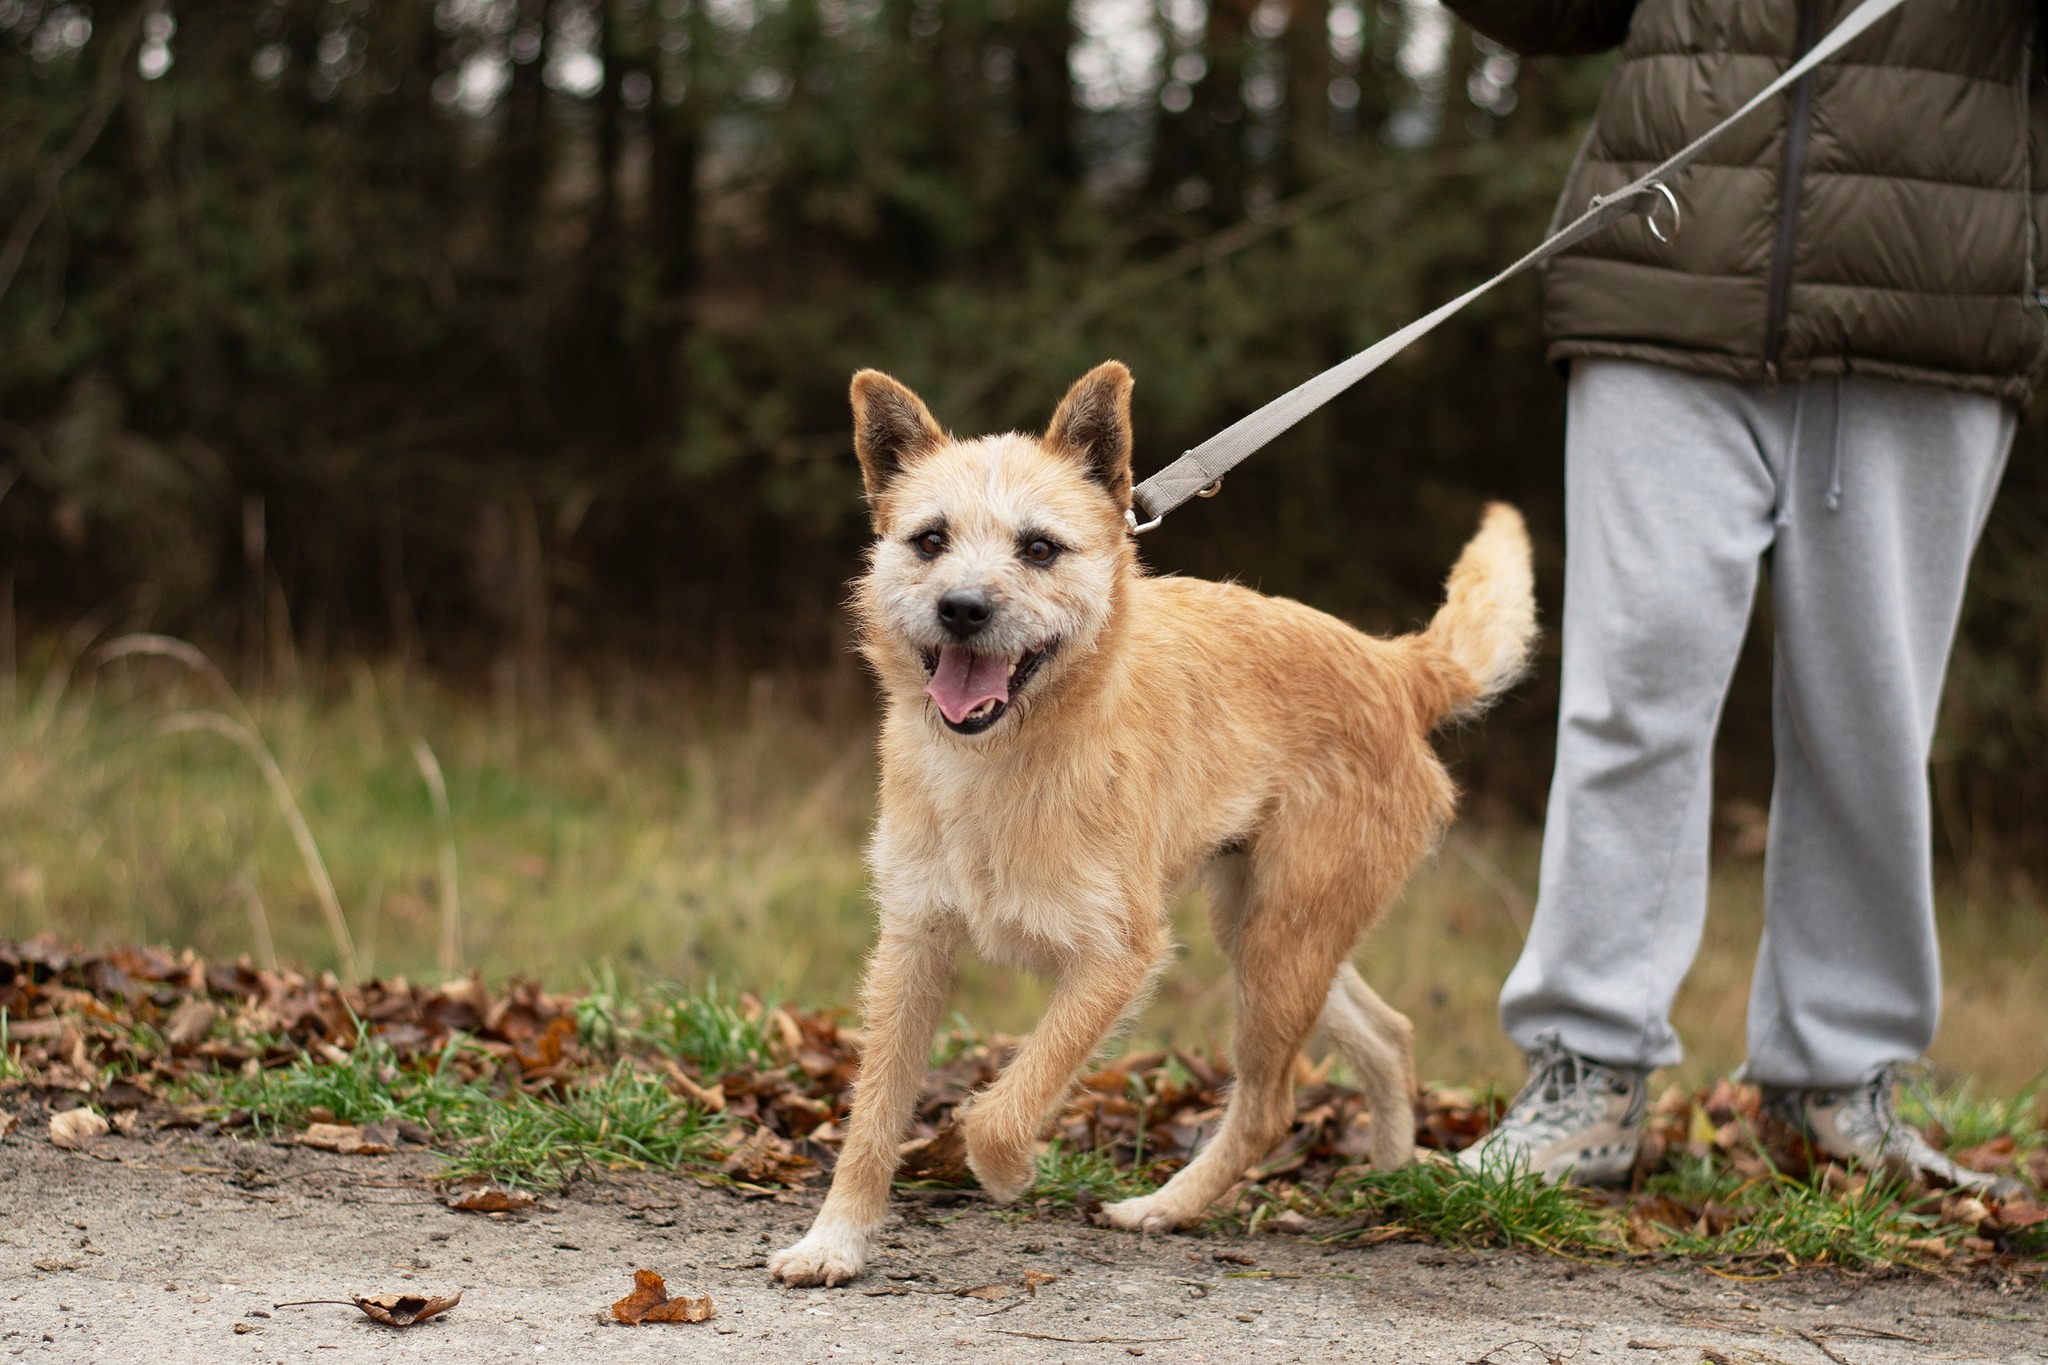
1126,506,1163,535
1195,477,1224,498
1639,180,1681,243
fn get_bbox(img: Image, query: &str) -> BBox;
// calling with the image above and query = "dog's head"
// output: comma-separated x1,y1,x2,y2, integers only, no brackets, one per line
850,361,1137,739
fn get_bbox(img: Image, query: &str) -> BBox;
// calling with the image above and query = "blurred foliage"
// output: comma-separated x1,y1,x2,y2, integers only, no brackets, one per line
0,0,2044,864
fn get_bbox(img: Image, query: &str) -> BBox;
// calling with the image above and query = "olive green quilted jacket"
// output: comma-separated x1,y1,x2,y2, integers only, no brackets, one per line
1445,0,2048,400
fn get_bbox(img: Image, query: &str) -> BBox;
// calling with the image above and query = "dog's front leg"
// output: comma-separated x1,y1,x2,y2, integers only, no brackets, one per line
962,943,1163,1203
769,916,960,1287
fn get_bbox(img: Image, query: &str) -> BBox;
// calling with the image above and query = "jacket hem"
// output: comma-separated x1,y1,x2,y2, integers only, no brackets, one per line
1543,340,2035,405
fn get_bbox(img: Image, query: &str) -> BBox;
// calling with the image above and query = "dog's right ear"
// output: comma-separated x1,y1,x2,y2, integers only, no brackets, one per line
850,370,945,506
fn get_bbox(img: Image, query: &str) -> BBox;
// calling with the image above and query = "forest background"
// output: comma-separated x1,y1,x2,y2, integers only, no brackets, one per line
3,0,2046,1088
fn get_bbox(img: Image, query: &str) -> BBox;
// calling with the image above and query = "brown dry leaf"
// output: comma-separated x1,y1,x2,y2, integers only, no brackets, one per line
895,1122,970,1184
960,1284,1009,1300
1022,1270,1057,1297
763,1008,804,1059
294,1123,395,1156
1941,1194,1990,1230
0,1112,18,1141
1951,1136,2016,1174
662,1060,726,1113
610,1269,715,1325
721,1126,815,1185
49,1107,109,1150
1982,1199,2048,1235
444,1180,539,1213
353,1291,461,1327
163,998,217,1048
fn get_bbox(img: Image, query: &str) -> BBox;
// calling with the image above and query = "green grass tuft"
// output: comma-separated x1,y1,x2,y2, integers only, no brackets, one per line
640,980,774,1077
442,1062,728,1188
199,1029,728,1189
1032,1143,1162,1206
1319,1152,1615,1253
1898,1075,2044,1154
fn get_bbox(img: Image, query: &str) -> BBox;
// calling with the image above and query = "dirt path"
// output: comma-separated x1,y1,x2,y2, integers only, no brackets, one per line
3,1131,2043,1365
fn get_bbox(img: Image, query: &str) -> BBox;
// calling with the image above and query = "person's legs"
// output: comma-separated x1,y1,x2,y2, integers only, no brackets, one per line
1748,375,2016,1089
1499,359,1779,1071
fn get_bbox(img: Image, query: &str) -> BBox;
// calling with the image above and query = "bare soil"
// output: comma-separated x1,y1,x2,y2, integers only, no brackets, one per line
4,1131,2045,1365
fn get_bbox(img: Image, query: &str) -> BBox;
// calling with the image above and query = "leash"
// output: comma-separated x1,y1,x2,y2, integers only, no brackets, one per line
1127,0,1910,534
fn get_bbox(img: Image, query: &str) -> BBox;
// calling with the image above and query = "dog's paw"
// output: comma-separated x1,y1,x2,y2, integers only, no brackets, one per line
1099,1193,1183,1235
962,1113,1037,1205
768,1226,867,1287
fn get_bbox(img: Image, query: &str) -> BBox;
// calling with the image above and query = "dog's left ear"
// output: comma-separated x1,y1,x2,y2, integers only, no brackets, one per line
1043,360,1134,508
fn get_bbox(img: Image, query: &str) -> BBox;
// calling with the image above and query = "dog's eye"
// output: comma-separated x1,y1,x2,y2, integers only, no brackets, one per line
1022,538,1059,566
914,529,947,559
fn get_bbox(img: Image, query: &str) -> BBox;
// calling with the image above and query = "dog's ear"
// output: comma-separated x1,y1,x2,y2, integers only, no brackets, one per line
850,370,945,505
1043,360,1134,508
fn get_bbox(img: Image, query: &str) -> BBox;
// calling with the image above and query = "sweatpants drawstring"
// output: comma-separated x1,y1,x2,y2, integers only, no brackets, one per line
1825,375,1846,512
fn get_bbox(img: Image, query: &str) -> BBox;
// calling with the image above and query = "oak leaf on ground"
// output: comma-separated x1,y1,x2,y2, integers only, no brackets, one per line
49,1107,109,1149
294,1122,396,1155
351,1291,462,1327
610,1269,715,1324
444,1179,539,1213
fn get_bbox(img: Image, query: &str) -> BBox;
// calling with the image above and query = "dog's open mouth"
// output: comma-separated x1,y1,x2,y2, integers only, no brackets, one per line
920,643,1053,734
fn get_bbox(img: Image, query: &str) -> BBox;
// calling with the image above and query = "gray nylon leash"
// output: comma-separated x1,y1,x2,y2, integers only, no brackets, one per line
1128,0,1910,533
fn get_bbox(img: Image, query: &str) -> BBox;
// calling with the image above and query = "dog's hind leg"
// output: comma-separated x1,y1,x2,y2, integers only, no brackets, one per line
1103,879,1351,1233
1320,963,1417,1170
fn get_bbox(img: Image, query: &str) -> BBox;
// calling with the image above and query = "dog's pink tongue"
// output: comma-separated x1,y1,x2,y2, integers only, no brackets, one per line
926,645,1010,724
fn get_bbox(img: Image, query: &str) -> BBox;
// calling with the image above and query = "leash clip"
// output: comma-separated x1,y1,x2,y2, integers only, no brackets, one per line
1126,506,1163,536
1639,180,1681,243
1588,180,1682,243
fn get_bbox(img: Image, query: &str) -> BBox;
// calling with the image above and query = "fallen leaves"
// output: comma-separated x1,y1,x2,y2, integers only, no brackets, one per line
610,1269,715,1325
443,1178,540,1213
275,1291,462,1328
4,930,2042,1277
352,1292,463,1327
48,1107,109,1149
720,1126,815,1185
295,1121,397,1155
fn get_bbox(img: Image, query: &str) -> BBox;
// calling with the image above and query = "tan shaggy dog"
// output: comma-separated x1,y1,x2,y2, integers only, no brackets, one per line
769,361,1536,1288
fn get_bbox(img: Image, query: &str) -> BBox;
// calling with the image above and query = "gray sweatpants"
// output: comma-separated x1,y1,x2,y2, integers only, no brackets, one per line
1499,359,2017,1088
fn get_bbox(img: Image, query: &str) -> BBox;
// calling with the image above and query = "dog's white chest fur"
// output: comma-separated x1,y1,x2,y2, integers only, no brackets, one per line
872,742,1129,968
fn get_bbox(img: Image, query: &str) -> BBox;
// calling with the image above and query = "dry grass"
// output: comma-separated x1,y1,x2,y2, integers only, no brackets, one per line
2,648,2044,1093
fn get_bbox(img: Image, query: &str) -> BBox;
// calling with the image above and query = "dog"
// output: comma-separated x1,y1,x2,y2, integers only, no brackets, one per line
768,360,1536,1287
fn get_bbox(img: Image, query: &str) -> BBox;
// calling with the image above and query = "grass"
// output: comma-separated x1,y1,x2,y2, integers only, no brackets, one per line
1639,1152,1947,1268
204,1029,729,1189
3,645,2047,1096
1309,1155,1616,1254
639,980,776,1077
1899,1075,2045,1153
1031,1142,1164,1206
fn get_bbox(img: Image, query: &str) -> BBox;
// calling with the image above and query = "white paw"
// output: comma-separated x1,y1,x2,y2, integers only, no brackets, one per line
768,1225,868,1287
1099,1194,1180,1234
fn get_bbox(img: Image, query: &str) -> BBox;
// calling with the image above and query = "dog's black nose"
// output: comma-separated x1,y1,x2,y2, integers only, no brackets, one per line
936,589,993,639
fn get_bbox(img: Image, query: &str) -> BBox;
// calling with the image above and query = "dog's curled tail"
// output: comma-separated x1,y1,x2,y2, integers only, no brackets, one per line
1421,502,1537,719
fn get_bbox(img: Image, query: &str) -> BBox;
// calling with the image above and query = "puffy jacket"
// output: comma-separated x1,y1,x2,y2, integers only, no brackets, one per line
1445,0,2048,401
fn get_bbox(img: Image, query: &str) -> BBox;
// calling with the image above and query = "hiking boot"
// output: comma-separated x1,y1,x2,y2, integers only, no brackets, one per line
1458,1035,1647,1185
1764,1067,2020,1197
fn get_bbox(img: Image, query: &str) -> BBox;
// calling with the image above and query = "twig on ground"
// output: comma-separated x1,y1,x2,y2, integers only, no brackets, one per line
1791,1329,1853,1365
991,1331,1186,1344
1466,1339,1564,1365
